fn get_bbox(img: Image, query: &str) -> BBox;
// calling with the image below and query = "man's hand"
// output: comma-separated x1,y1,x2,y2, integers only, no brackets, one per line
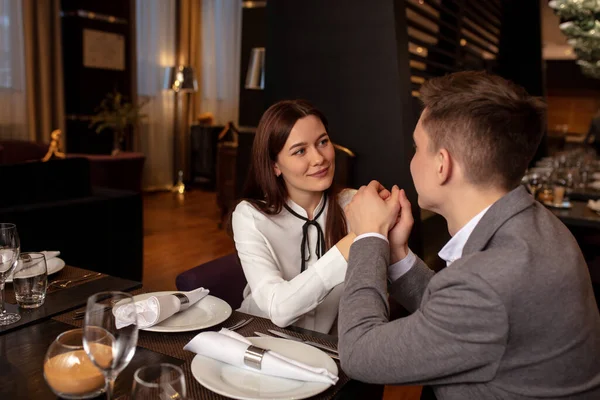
389,189,414,263
345,181,400,237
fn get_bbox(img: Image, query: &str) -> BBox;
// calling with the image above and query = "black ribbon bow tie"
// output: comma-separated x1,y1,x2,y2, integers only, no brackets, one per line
284,197,327,272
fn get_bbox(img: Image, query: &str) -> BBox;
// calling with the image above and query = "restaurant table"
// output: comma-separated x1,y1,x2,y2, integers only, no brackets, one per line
1,276,384,400
548,200,600,230
1,266,141,335
570,188,600,202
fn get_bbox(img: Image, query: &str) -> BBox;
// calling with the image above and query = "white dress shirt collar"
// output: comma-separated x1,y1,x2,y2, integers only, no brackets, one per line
285,194,326,219
438,205,492,267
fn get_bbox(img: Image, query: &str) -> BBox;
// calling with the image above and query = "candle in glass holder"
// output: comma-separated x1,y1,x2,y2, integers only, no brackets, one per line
43,329,111,399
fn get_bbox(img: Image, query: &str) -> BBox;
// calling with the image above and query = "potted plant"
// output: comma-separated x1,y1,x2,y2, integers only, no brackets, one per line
89,91,149,156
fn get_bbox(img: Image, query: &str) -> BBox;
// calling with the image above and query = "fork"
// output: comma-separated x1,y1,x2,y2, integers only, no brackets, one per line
73,306,111,319
48,272,102,289
224,317,254,331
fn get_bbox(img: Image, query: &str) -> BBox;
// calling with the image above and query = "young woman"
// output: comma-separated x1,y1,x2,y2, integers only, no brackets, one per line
231,100,355,334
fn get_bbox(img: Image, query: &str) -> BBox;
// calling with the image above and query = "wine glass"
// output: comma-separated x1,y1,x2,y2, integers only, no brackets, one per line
131,363,187,399
83,291,138,400
0,223,20,325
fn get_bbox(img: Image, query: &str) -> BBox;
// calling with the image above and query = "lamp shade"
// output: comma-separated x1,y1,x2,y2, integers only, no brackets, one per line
245,47,265,90
164,65,198,93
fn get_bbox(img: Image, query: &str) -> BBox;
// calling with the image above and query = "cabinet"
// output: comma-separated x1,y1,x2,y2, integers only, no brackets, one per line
215,129,256,226
190,125,223,188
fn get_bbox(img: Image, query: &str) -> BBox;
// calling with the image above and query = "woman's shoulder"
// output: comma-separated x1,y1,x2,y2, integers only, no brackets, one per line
337,188,357,209
233,200,274,223
234,200,263,217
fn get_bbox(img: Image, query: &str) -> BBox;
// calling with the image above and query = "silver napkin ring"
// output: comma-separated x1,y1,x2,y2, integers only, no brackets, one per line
244,345,267,370
172,293,190,305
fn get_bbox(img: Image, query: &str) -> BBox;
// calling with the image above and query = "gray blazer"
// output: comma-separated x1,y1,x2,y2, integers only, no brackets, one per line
339,186,600,399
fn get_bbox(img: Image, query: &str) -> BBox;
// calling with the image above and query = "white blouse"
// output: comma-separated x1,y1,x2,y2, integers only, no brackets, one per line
232,190,355,334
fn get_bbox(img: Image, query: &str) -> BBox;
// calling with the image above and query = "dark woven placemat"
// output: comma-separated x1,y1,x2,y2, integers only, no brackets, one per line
4,265,104,304
54,290,348,400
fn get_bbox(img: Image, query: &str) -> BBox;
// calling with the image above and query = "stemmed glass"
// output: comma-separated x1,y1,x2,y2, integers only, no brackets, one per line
83,291,138,400
0,223,20,325
131,363,187,399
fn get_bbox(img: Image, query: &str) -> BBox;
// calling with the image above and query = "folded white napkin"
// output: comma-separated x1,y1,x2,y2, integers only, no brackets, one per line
114,288,210,329
183,328,338,385
41,251,60,260
588,199,600,212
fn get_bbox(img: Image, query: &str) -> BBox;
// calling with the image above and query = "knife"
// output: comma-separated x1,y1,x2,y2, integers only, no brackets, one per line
266,329,339,355
254,332,340,360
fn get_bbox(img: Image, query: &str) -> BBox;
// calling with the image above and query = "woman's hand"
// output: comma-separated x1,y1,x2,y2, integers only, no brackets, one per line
345,181,400,237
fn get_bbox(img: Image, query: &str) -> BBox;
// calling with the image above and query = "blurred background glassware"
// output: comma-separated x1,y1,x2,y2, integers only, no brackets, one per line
43,329,105,399
539,183,554,204
523,171,542,199
131,363,187,400
0,223,20,325
553,185,567,207
13,252,47,308
83,291,138,400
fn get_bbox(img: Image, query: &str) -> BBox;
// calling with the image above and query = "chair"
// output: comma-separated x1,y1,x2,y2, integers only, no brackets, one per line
175,253,248,309
333,143,356,188
0,140,48,164
66,152,145,192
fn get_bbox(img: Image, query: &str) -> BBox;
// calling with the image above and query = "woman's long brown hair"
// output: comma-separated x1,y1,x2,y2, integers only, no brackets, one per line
230,99,347,250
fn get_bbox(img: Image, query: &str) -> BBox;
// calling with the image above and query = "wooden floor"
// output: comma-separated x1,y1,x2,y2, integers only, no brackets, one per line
142,189,421,400
142,189,235,292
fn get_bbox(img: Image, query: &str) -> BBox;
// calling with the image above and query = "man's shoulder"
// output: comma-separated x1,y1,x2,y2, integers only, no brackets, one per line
436,205,585,302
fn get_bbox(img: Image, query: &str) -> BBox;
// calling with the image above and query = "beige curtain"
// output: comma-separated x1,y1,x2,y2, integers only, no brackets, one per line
22,0,65,146
0,0,28,141
173,0,202,181
136,0,177,190
198,0,241,125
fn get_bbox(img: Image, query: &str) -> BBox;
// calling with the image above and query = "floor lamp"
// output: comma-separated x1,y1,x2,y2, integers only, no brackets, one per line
165,65,198,193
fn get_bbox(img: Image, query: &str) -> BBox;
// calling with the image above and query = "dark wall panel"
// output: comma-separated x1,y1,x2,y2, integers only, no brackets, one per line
238,5,267,128
265,0,415,189
496,0,544,97
264,0,422,255
61,0,134,154
496,0,546,162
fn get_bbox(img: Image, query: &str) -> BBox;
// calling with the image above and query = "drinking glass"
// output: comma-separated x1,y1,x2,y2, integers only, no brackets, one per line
43,329,105,399
0,223,20,325
83,291,138,400
13,252,47,308
131,363,187,400
553,185,566,206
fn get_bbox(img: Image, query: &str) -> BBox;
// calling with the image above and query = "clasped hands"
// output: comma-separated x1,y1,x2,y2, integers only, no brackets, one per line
344,181,414,263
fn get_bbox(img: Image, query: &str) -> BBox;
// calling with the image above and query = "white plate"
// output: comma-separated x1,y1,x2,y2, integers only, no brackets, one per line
6,257,65,283
190,337,338,400
132,291,232,333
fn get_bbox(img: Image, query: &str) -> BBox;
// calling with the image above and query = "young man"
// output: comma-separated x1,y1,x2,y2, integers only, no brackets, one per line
339,71,600,399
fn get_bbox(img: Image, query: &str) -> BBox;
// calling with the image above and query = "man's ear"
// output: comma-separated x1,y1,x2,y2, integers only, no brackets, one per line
437,148,452,185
